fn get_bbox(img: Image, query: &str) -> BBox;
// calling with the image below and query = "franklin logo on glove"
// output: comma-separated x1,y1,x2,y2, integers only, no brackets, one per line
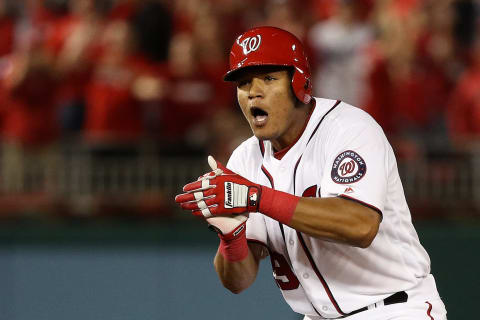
225,182,233,208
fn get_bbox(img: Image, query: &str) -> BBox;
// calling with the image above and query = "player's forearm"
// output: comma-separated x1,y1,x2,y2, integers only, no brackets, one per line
258,187,380,247
288,197,380,248
214,248,259,294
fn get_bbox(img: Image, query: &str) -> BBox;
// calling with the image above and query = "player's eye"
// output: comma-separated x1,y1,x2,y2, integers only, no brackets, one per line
237,79,250,87
264,75,275,81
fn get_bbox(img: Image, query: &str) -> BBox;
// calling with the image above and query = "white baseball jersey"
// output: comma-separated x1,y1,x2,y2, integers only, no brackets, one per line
226,98,442,318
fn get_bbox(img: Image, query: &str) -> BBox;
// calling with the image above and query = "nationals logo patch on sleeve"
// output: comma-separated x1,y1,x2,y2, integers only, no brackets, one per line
331,150,366,184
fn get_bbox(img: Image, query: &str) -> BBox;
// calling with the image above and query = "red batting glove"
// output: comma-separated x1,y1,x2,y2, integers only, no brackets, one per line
175,156,299,225
176,157,250,262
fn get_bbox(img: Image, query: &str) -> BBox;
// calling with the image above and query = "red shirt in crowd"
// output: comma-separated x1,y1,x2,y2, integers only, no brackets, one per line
84,54,157,143
0,60,59,147
160,62,231,141
0,15,14,57
363,43,451,136
447,65,480,137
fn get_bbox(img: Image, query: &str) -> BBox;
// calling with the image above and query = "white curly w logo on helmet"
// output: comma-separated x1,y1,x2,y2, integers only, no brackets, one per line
239,35,261,55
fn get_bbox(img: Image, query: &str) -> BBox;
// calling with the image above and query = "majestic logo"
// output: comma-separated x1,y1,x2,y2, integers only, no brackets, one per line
331,150,366,184
344,187,354,194
239,35,261,55
225,182,233,208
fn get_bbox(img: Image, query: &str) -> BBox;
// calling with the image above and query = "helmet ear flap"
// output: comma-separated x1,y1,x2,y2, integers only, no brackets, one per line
291,70,312,104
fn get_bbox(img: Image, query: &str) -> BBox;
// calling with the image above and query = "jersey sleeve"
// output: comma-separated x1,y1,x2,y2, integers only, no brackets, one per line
320,117,388,215
226,142,249,177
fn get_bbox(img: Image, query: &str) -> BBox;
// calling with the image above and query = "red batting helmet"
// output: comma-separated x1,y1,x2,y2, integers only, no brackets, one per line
224,26,312,104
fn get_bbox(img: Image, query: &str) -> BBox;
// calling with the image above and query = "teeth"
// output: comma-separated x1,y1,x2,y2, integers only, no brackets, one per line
255,115,267,122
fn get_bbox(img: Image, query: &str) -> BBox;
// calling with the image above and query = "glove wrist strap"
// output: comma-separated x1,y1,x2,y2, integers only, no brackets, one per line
259,186,299,225
218,222,248,262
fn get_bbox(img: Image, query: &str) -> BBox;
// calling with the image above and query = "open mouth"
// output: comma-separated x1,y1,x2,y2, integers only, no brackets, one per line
250,107,268,124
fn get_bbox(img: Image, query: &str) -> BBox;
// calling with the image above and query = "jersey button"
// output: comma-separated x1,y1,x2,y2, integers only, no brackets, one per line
289,239,294,245
302,273,309,279
322,306,329,311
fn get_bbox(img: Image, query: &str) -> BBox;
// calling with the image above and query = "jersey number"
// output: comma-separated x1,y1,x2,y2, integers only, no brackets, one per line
269,251,300,290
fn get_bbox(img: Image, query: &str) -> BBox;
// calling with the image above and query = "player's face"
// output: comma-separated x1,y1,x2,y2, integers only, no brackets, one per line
236,68,308,150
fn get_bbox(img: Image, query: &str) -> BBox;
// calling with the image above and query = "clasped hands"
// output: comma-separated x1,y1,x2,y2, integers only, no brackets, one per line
175,156,260,238
175,156,298,239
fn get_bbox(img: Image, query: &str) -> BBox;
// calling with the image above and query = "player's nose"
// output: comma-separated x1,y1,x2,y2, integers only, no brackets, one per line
248,77,264,99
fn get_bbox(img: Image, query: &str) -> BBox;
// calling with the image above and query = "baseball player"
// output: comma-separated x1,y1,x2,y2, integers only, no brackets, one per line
175,26,447,319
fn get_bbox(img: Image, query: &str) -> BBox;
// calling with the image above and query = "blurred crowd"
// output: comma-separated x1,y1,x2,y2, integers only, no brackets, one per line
0,0,479,215
1,0,480,158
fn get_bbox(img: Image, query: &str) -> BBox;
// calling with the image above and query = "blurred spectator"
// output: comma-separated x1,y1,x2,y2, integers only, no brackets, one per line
309,0,337,21
0,0,16,57
264,0,309,39
84,20,156,149
452,0,477,65
45,0,101,136
192,5,230,102
131,0,172,62
308,0,374,106
362,0,458,159
160,32,219,153
446,42,480,153
0,40,59,193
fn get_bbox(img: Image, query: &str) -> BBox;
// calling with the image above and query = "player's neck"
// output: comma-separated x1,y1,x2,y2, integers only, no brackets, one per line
271,101,315,154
